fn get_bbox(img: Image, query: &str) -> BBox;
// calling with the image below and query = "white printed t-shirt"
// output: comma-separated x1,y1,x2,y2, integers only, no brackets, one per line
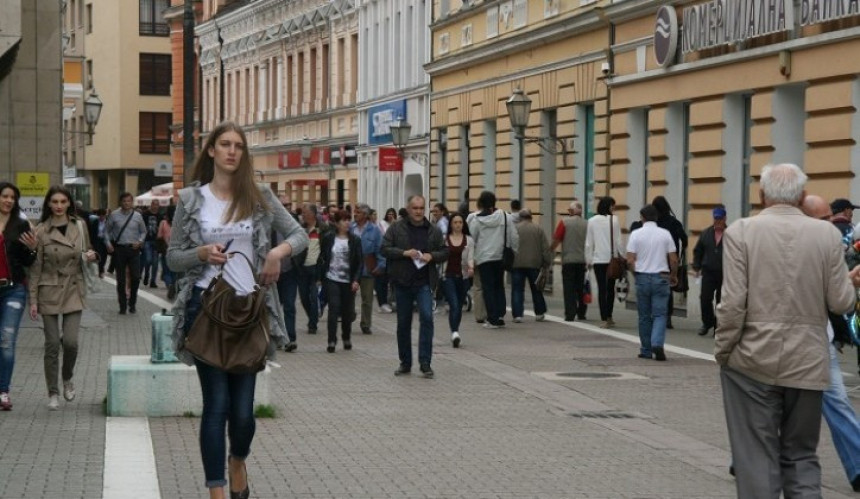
195,184,257,296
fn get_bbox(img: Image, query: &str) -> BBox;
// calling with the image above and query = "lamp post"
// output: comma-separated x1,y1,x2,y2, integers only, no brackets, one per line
83,88,103,145
506,88,531,201
389,117,412,151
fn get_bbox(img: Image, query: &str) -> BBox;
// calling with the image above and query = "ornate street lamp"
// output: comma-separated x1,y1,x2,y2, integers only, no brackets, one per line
389,117,412,150
83,88,103,144
506,87,532,137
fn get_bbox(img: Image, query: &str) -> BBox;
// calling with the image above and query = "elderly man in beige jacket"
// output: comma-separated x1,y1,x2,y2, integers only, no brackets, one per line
716,163,856,498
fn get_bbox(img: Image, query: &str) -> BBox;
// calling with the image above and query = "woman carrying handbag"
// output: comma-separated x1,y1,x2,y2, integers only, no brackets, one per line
28,186,98,410
167,121,308,499
585,196,625,328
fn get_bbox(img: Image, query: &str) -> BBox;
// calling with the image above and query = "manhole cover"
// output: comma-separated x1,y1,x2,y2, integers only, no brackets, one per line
556,372,621,379
532,371,648,381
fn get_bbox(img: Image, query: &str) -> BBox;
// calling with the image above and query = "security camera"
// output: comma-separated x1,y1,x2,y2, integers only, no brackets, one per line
600,62,611,76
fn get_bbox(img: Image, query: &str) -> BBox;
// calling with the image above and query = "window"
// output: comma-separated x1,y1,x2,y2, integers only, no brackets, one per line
139,54,171,96
140,0,169,36
139,112,172,154
85,59,93,89
86,4,92,33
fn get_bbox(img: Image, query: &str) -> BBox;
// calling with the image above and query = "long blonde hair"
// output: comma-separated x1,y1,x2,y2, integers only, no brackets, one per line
192,121,268,222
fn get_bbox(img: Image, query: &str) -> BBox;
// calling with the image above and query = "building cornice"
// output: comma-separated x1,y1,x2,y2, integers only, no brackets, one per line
249,134,359,155
430,49,606,100
356,84,431,111
424,9,606,76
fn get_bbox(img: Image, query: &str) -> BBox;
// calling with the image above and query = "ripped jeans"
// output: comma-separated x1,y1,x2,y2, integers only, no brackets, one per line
0,284,27,393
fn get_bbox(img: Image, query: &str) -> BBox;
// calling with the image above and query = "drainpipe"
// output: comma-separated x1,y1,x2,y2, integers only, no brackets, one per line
183,0,195,186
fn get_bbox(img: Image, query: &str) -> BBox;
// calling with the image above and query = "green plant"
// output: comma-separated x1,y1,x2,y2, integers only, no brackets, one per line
182,411,196,418
254,404,276,418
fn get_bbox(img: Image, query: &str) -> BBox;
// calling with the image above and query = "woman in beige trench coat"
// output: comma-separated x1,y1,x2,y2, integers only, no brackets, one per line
28,186,97,410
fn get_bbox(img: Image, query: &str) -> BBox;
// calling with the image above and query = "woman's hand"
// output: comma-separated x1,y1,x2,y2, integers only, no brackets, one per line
465,266,474,278
260,251,281,286
29,304,38,321
197,244,230,265
85,250,97,262
351,281,359,293
19,231,37,251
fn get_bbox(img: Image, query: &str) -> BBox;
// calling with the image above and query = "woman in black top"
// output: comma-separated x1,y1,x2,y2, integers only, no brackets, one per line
0,182,37,411
319,209,362,353
652,196,688,328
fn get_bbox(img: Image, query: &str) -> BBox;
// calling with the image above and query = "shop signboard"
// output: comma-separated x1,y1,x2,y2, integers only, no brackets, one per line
368,100,406,146
378,147,403,172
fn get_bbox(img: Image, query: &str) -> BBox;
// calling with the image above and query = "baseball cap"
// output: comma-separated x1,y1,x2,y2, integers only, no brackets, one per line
712,207,727,219
830,198,860,214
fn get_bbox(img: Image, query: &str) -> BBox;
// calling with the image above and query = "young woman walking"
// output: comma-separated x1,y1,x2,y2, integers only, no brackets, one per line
440,212,473,348
318,209,361,353
28,186,97,410
167,121,307,499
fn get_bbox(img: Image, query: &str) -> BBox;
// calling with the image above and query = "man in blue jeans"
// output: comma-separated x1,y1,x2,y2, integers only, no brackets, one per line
625,204,677,361
381,195,448,378
801,194,860,492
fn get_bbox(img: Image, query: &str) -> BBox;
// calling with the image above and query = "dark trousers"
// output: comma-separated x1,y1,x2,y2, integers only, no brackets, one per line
700,269,722,329
325,280,354,345
94,240,108,275
561,263,588,320
592,263,616,321
393,284,434,367
296,264,320,330
276,269,298,342
477,260,506,324
720,366,824,498
374,272,390,306
113,245,141,311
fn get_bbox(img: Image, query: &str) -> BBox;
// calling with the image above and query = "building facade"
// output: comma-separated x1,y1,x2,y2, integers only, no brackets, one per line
1,0,62,218
68,0,174,209
425,0,611,237
355,0,431,213
164,0,203,193
197,0,360,207
606,0,860,238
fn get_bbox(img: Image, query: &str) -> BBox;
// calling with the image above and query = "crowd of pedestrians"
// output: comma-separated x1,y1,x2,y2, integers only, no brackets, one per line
2,116,860,497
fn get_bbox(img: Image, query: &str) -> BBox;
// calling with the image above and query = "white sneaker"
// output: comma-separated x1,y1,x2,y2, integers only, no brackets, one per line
47,395,59,410
535,314,545,322
63,381,76,401
452,332,461,348
482,322,500,329
380,304,393,313
513,317,523,323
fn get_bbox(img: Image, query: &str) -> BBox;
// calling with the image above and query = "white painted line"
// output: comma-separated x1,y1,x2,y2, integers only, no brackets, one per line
520,310,718,362
104,417,161,499
102,276,174,311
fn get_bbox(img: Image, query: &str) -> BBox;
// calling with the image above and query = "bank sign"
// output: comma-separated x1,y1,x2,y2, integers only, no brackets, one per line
654,0,860,66
367,100,406,146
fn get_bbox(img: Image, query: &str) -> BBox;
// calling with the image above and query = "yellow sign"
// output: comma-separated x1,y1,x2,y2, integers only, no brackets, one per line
16,172,51,197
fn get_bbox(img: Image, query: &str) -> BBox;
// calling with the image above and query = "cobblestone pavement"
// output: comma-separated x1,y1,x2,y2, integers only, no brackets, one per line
0,278,858,498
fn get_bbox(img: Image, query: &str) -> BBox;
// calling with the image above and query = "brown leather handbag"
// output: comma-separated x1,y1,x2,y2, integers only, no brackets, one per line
606,215,627,280
184,252,270,374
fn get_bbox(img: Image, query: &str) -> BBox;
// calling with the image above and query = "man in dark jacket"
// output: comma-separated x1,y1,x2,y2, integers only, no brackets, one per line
381,195,448,378
692,206,726,336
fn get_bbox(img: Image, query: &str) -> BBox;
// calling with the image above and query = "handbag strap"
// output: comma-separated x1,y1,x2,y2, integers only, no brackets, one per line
503,212,509,250
609,215,617,258
206,251,264,293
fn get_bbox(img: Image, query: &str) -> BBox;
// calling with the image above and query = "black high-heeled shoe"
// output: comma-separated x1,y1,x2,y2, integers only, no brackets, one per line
228,457,250,499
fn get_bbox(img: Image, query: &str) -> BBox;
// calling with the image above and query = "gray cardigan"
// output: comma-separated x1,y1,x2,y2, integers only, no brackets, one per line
166,182,309,366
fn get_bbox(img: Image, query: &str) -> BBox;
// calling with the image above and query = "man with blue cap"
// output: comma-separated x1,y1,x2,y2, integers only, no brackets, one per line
692,205,726,336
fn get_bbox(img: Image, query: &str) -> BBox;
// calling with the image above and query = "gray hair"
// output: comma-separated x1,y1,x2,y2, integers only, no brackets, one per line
355,203,371,215
569,201,582,213
760,163,807,205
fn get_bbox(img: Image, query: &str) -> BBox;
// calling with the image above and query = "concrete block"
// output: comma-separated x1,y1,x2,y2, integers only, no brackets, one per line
107,355,271,417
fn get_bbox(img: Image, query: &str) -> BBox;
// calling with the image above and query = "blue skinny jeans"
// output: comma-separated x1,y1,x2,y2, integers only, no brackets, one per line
0,284,27,393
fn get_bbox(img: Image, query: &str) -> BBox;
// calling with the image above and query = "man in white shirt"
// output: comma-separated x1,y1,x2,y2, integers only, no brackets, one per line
626,204,678,361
